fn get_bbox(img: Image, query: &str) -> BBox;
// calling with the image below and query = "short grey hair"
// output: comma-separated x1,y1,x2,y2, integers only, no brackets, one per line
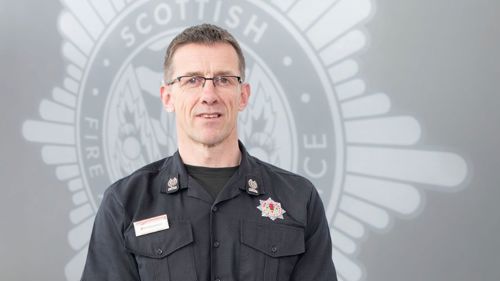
163,23,246,81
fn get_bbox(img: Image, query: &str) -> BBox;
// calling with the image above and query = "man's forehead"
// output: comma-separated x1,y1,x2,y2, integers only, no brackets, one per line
170,43,240,74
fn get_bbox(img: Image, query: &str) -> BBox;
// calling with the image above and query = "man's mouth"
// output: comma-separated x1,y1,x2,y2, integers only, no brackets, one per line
197,113,222,119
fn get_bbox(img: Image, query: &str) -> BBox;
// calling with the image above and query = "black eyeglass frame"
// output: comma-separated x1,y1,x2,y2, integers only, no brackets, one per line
166,75,242,88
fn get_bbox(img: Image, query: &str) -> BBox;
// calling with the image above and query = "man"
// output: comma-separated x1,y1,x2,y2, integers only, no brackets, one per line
82,23,337,281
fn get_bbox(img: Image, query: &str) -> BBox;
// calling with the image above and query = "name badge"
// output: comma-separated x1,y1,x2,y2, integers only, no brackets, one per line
133,214,169,237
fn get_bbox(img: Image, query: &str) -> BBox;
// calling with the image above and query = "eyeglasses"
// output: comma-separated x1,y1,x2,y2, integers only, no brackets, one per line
166,75,242,90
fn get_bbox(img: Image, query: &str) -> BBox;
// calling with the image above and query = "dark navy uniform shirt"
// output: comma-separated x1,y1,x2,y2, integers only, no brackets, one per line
81,143,337,281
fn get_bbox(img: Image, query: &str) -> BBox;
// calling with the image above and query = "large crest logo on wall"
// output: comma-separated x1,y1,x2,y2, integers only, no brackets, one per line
22,0,468,280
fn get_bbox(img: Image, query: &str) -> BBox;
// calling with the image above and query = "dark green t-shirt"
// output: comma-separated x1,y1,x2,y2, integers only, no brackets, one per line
185,164,239,200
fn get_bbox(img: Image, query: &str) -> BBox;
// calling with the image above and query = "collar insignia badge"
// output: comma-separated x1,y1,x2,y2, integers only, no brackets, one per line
257,197,286,221
167,177,178,192
247,179,259,194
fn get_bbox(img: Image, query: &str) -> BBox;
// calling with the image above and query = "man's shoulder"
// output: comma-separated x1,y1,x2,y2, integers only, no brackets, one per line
253,156,311,181
117,157,166,183
104,157,170,201
251,156,315,193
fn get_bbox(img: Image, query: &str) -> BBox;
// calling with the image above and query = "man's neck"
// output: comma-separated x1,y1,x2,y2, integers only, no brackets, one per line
178,139,241,168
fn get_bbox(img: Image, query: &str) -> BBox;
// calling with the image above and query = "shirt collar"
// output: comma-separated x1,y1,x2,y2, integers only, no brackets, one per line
159,141,266,196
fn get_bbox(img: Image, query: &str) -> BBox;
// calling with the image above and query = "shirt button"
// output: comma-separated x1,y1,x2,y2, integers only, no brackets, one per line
213,241,220,248
271,246,278,253
156,248,163,255
212,206,218,212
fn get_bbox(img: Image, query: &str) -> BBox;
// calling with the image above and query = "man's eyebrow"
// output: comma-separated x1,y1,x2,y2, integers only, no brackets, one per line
178,71,203,77
213,71,237,76
178,71,238,77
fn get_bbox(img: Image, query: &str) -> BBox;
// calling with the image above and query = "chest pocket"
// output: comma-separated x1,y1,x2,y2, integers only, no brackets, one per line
124,220,197,281
240,220,305,281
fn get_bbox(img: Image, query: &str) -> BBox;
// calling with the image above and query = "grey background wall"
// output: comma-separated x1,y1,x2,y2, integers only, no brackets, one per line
1,0,499,280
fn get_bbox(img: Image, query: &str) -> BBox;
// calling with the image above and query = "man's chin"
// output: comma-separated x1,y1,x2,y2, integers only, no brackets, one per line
193,135,226,148
184,127,236,148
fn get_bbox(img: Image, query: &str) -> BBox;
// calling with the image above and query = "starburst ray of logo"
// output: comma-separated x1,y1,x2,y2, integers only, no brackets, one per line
22,0,468,280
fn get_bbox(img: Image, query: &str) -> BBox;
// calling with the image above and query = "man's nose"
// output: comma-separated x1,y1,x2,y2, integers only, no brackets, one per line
200,80,218,104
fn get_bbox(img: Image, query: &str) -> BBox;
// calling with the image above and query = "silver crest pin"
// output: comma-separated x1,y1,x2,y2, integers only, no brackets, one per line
248,179,258,194
167,177,178,192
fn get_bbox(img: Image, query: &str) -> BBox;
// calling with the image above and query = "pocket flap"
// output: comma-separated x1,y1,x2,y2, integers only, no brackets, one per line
241,220,305,258
125,220,193,259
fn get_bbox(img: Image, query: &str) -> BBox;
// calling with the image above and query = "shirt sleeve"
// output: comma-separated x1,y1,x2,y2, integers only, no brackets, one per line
81,189,140,281
291,186,338,281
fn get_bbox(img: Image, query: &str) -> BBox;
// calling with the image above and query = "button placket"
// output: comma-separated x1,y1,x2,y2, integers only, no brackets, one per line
210,204,218,281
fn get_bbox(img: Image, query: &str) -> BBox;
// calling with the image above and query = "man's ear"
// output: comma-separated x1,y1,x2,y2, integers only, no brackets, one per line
238,83,251,111
160,82,175,112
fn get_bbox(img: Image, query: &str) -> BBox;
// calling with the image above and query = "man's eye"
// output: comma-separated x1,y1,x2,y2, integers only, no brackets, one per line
181,76,201,87
187,77,200,84
216,77,230,85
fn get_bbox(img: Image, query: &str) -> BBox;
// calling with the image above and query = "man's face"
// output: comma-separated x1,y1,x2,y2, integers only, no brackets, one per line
161,43,250,148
